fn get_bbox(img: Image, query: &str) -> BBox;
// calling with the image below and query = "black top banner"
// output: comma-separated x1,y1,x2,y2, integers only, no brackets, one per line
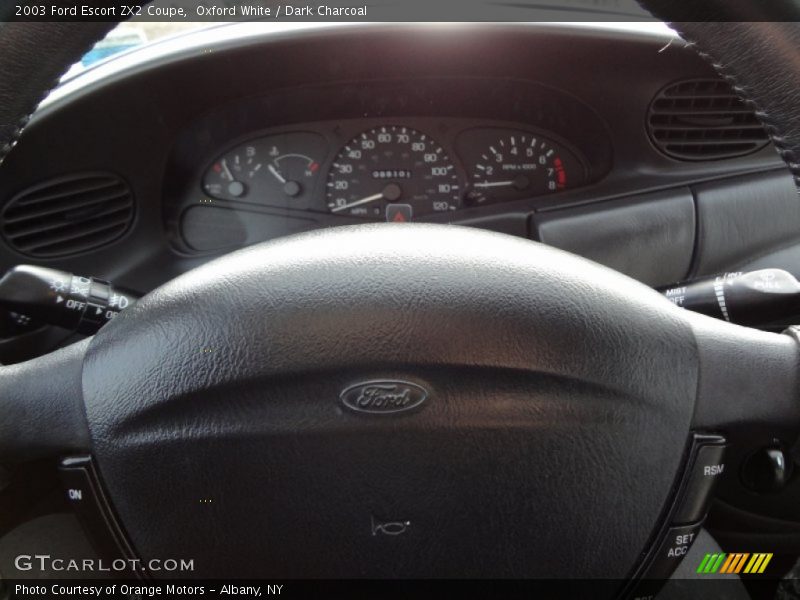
5,0,800,23
6,0,800,23
5,0,657,22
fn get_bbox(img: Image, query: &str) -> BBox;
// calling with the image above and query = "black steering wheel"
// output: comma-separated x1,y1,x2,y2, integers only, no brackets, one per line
0,2,799,589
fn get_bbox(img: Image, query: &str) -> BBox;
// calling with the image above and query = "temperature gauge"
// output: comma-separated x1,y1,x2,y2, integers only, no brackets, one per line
202,132,326,209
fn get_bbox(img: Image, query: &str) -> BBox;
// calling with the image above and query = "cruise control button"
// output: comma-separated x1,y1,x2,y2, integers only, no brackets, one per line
643,523,702,580
673,443,726,524
59,456,125,560
59,455,142,575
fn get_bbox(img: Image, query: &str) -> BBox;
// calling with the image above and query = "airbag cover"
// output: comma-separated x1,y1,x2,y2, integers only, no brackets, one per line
82,224,697,581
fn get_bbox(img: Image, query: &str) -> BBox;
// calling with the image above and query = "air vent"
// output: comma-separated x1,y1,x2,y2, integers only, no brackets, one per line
2,172,134,258
647,79,770,160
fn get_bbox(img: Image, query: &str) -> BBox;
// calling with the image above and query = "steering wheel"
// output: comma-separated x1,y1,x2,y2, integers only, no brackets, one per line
1,2,799,588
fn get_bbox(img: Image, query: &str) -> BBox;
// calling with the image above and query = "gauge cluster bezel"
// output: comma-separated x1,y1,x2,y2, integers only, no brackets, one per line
173,119,593,254
196,117,589,221
162,76,612,255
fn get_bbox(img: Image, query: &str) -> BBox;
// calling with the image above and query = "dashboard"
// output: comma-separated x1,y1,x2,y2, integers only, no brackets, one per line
1,23,794,287
168,74,602,253
201,121,582,221
183,118,586,253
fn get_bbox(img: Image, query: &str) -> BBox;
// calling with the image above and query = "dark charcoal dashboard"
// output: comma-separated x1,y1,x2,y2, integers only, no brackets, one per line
184,115,587,245
1,23,794,296
170,79,597,253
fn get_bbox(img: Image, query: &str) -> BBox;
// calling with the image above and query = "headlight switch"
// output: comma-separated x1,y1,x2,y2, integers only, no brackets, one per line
0,265,138,335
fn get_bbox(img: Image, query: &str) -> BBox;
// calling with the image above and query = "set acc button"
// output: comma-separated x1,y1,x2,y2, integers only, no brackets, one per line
644,523,702,580
667,529,697,559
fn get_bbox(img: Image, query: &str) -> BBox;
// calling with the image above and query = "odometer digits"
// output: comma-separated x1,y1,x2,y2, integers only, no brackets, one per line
326,126,460,221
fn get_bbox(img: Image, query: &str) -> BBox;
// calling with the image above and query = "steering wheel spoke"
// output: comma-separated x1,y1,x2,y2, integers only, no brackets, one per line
688,313,800,438
0,338,90,464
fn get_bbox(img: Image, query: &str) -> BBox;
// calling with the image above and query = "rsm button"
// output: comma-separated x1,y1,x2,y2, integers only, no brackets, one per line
673,441,726,525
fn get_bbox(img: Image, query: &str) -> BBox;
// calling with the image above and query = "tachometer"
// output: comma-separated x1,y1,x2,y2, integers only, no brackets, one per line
460,129,584,206
326,126,460,221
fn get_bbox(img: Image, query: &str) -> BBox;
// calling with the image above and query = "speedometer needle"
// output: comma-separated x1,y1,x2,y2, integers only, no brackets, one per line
331,192,384,213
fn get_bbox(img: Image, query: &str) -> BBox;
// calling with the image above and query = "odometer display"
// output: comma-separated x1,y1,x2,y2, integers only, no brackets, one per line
326,126,460,220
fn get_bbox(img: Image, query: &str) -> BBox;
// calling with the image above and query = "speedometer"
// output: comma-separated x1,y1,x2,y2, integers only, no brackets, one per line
326,126,460,221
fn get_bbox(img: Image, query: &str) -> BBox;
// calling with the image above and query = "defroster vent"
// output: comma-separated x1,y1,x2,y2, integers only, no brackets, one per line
2,172,134,258
647,79,770,160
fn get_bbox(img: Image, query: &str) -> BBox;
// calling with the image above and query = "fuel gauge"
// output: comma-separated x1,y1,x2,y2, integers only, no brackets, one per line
202,132,326,208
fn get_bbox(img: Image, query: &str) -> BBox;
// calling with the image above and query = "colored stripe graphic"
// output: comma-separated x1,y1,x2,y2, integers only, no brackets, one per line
710,553,726,573
698,553,728,573
732,554,750,574
719,553,737,573
751,554,773,574
744,555,760,574
696,553,713,573
699,552,773,575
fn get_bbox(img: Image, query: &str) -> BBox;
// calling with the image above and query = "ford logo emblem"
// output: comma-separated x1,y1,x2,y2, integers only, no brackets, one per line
340,380,429,415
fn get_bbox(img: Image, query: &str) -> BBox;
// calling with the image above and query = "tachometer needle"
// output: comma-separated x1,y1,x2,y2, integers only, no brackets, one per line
331,192,384,213
268,164,287,184
474,180,515,188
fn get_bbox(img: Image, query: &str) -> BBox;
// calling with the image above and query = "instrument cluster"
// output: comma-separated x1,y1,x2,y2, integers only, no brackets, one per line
200,119,587,223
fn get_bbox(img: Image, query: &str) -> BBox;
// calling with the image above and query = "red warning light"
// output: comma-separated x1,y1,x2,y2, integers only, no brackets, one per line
386,204,413,223
554,157,567,189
